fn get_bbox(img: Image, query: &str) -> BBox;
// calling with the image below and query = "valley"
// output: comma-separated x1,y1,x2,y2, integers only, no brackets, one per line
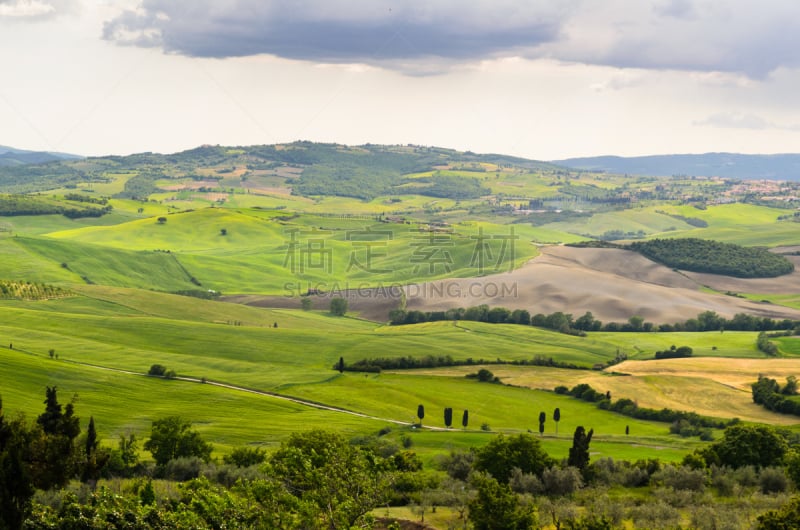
1,142,799,528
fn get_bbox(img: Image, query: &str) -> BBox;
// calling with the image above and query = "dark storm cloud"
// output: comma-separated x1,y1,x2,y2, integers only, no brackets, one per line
102,1,800,78
550,1,800,79
102,1,569,69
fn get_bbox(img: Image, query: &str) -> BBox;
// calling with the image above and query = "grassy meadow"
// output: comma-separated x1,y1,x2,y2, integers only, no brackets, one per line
0,288,755,462
3,209,544,294
538,203,797,246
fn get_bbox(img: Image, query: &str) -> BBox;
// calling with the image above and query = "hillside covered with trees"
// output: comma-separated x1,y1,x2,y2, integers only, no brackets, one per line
0,142,553,201
629,238,795,278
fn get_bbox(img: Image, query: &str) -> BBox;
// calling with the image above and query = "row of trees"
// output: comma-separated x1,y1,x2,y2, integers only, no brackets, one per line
416,404,469,429
63,193,108,205
390,306,800,335
0,280,70,301
0,194,111,218
390,305,533,326
415,397,570,439
335,353,587,373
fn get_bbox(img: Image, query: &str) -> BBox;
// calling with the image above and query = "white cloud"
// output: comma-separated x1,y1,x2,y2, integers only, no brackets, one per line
696,112,770,130
695,111,800,131
0,0,74,19
590,72,643,92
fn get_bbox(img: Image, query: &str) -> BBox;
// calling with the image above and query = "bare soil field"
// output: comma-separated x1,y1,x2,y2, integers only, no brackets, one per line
161,180,220,191
274,166,303,178
773,246,800,254
226,246,800,324
246,186,295,197
404,246,800,323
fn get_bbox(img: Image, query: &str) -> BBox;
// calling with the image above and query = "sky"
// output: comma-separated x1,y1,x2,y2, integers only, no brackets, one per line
2,0,800,160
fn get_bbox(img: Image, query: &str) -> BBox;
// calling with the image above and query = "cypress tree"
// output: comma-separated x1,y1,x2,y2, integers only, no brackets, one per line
85,416,98,458
568,426,594,471
444,407,453,428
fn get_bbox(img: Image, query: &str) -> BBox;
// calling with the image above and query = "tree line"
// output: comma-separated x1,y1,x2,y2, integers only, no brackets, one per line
0,281,71,301
63,193,108,205
0,194,112,218
335,353,588,374
390,305,800,335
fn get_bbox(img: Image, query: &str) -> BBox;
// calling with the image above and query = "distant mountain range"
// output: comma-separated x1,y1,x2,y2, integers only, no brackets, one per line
4,143,800,182
552,153,800,181
0,145,82,167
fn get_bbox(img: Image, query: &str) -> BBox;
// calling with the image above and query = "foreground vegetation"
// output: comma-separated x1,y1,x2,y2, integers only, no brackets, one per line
5,387,800,529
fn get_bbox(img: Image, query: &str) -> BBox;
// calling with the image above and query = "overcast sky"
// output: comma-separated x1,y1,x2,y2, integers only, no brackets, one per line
2,0,800,160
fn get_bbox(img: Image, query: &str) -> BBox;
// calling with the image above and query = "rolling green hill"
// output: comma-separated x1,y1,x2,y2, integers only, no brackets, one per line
0,289,718,461
16,209,540,294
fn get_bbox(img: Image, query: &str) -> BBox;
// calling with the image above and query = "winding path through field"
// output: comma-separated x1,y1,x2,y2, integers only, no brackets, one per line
61,357,448,430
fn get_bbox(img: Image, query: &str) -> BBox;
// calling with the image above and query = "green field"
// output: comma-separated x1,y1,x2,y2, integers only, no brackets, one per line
0,209,547,295
591,330,762,359
0,289,742,461
776,336,800,356
0,347,388,452
537,203,798,246
743,293,800,311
